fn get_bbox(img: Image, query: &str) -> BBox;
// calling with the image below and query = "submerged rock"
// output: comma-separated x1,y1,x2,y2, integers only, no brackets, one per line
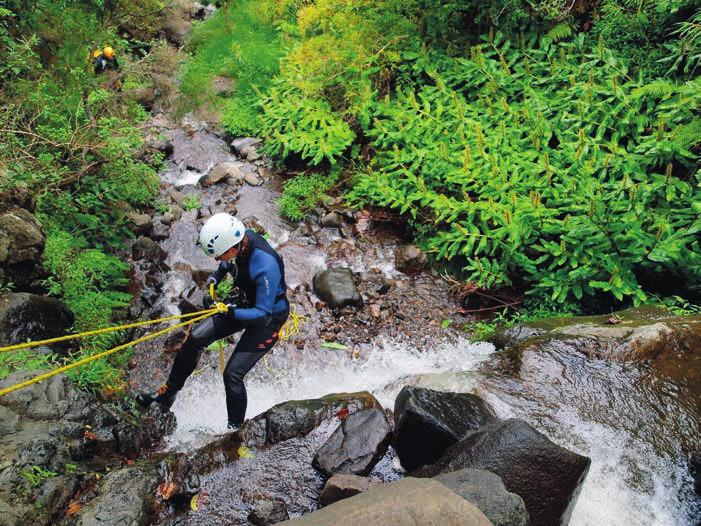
414,419,590,526
249,499,290,525
435,469,529,526
394,386,497,471
312,408,392,477
282,477,492,525
313,268,362,308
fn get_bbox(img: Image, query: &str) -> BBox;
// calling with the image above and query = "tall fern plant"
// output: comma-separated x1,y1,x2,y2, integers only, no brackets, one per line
349,33,700,305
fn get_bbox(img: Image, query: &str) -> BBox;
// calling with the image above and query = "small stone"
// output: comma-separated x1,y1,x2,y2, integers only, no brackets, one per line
248,499,289,525
322,212,344,228
319,474,376,506
244,172,263,186
368,304,381,318
127,358,137,369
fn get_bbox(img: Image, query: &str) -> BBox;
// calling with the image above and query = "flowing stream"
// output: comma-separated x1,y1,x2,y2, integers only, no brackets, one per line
149,121,700,526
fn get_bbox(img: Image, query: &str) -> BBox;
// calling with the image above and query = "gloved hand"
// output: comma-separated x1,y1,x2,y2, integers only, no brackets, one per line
202,295,214,309
206,276,217,287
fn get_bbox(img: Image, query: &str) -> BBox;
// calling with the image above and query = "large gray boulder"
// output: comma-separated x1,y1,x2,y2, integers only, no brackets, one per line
394,386,497,471
313,268,362,308
312,408,392,477
0,293,74,347
435,469,529,526
0,207,45,286
415,419,591,526
281,477,492,525
265,392,382,444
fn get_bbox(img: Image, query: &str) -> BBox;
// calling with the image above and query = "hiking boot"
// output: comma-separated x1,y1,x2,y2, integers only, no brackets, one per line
135,384,177,410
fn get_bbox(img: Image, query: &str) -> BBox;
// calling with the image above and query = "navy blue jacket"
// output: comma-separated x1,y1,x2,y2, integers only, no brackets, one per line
210,230,287,326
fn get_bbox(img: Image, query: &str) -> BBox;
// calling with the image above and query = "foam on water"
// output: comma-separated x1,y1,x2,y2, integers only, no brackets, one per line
166,336,495,448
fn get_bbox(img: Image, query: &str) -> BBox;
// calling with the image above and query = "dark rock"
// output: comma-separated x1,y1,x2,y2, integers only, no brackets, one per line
126,211,153,235
282,477,492,525
0,207,45,286
691,451,701,497
265,392,382,444
313,268,362,308
72,465,160,526
313,408,392,477
131,236,166,263
113,405,175,458
415,419,591,526
435,468,529,526
248,499,290,525
0,293,74,347
491,324,544,349
395,245,428,275
321,212,344,228
319,474,377,506
394,386,497,471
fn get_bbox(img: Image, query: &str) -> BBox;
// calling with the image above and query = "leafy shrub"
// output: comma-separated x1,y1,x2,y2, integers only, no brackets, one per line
279,168,340,221
259,84,356,165
348,34,700,305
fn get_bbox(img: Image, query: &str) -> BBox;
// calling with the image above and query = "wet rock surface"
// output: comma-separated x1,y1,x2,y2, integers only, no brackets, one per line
313,268,362,308
312,408,392,477
0,293,74,347
434,468,529,526
394,245,428,276
0,372,173,526
415,418,591,526
248,499,290,525
0,207,45,287
394,385,497,471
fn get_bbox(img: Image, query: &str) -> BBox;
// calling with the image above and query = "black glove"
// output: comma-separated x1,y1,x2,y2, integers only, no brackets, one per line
206,276,217,287
203,296,214,309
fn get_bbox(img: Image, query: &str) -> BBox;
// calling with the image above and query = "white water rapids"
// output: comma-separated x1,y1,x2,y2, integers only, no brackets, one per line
167,335,697,526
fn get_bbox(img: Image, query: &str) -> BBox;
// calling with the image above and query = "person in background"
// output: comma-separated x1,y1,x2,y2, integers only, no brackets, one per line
136,214,289,430
90,45,118,74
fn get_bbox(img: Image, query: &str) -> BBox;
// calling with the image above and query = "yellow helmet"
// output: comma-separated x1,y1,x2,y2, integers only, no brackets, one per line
92,49,102,59
103,46,115,59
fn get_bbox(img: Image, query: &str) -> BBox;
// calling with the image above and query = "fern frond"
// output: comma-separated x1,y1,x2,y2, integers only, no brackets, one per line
543,23,573,45
632,79,678,99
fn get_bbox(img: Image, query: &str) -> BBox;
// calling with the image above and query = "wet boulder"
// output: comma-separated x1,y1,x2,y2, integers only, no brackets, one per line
201,160,246,187
435,469,529,526
0,293,74,347
394,386,497,471
265,392,382,444
125,210,153,236
71,465,161,526
249,499,290,525
0,207,45,286
415,419,591,526
691,451,701,497
131,236,166,263
282,477,492,526
113,405,176,459
321,212,344,229
319,474,378,506
312,408,392,477
394,245,428,275
313,268,362,308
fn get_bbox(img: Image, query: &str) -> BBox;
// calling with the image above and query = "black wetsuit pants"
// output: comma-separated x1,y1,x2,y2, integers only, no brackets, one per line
165,308,289,426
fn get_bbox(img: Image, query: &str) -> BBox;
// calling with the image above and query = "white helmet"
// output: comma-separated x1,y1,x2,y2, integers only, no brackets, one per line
198,213,245,257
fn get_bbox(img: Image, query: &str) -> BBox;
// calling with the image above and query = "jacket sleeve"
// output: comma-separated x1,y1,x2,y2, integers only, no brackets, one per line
209,261,233,284
233,251,281,327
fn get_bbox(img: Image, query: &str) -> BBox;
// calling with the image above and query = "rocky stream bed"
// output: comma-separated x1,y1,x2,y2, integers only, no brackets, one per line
0,4,700,523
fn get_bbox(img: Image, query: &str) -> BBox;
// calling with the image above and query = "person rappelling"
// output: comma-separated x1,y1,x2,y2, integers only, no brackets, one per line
135,213,289,430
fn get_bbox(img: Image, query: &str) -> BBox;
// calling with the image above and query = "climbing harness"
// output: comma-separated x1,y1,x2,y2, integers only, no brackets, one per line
0,300,229,397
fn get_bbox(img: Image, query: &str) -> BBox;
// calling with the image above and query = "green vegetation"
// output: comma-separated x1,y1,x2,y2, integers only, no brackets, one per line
21,465,58,488
179,0,282,135
182,194,201,211
0,0,166,392
279,169,340,221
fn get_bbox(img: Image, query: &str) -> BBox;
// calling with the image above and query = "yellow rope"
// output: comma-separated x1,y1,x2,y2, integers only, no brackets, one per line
209,283,226,373
279,307,306,342
0,302,231,397
0,308,219,354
